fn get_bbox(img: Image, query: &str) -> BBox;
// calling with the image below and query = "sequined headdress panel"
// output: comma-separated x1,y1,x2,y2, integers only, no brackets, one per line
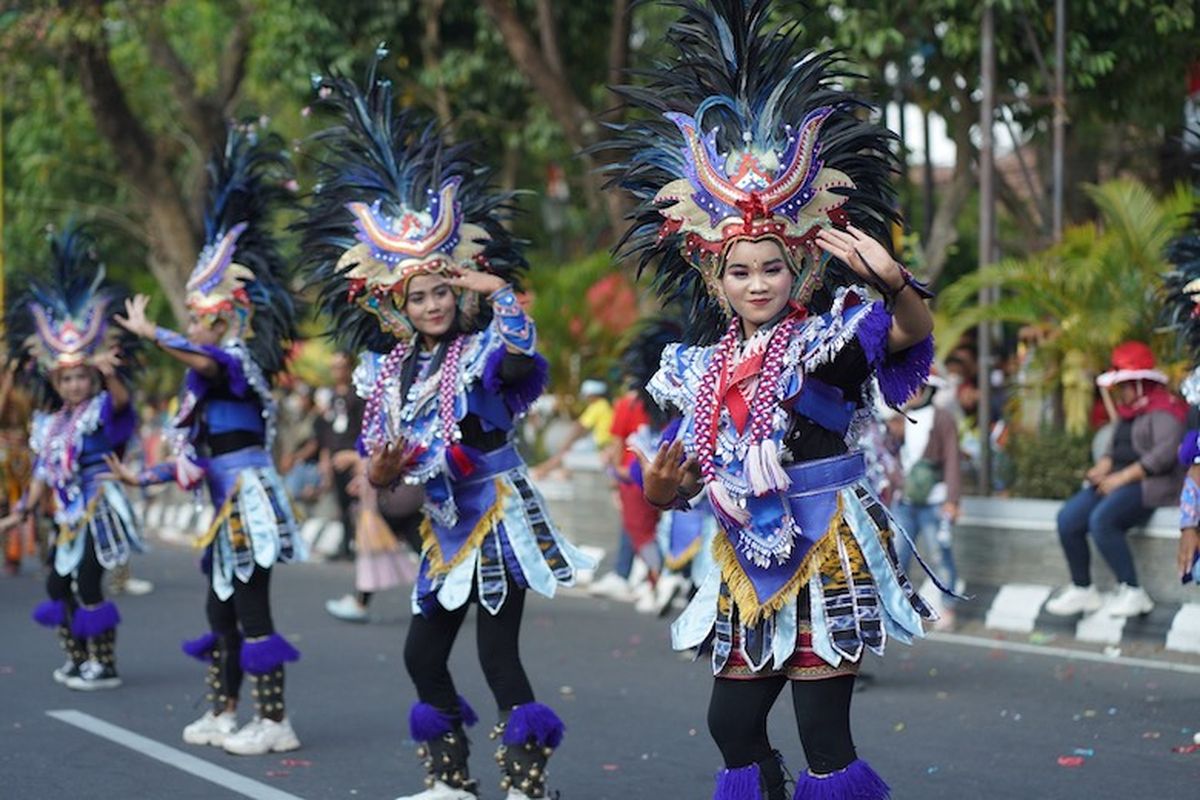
606,0,899,341
298,47,525,353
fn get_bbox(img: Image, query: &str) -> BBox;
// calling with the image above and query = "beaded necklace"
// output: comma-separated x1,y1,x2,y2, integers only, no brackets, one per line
692,311,799,528
363,333,472,474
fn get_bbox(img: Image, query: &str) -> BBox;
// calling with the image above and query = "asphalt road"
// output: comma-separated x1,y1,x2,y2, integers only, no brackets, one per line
2,545,1198,799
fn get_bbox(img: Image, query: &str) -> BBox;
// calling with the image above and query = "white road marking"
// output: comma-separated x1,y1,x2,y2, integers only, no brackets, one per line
927,630,1200,675
46,710,304,800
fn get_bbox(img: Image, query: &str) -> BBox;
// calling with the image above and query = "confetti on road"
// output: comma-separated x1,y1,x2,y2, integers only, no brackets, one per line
280,758,311,768
1056,756,1085,768
1072,748,1094,757
893,722,906,733
602,764,620,771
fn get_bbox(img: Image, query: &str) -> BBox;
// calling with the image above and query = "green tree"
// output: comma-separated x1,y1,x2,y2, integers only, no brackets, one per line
936,178,1193,434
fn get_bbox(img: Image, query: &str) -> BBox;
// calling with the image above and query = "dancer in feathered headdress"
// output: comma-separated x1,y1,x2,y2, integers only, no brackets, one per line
0,223,142,691
105,122,306,756
607,2,941,797
1162,201,1200,587
620,316,721,612
298,49,592,800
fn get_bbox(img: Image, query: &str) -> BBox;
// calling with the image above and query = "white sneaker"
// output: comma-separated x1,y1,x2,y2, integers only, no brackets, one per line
633,581,657,614
505,790,537,800
123,577,155,596
1106,583,1154,618
182,710,238,746
652,573,686,616
1044,584,1103,616
65,659,121,690
588,572,634,601
325,594,369,623
394,781,479,800
53,660,82,684
222,716,301,755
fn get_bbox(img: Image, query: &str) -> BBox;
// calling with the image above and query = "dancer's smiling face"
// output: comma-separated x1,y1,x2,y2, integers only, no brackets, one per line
53,365,98,407
186,313,227,347
720,238,793,336
404,273,457,342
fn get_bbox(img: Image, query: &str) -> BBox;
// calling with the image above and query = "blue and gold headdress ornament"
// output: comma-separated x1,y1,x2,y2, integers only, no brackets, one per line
606,0,900,339
188,122,297,378
7,223,130,377
298,46,525,353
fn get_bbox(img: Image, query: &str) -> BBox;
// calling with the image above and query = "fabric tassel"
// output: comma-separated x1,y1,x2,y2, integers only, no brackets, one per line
713,763,763,800
176,452,205,490
239,632,300,675
747,439,791,496
181,631,219,661
71,600,121,638
502,702,565,749
32,599,67,628
708,482,751,528
761,438,791,492
792,759,890,800
447,443,476,478
746,442,772,496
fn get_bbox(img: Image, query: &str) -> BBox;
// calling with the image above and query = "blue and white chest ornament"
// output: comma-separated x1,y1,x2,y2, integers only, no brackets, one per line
30,394,107,521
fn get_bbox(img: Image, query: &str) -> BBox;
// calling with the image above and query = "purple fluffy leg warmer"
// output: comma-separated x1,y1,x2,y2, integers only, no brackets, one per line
409,695,479,741
713,763,763,800
238,633,300,675
181,631,219,661
792,759,890,800
32,599,67,628
502,702,565,749
71,600,120,638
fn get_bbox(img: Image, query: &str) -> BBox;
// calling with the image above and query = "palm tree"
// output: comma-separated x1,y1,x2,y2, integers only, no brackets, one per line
936,178,1192,434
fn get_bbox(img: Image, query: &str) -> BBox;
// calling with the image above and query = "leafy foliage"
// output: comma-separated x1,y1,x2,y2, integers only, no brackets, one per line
936,178,1194,432
1008,426,1092,500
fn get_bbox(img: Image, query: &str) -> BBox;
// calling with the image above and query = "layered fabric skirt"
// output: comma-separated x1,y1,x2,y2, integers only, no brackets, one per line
413,445,595,616
672,453,938,678
53,470,144,577
199,447,305,601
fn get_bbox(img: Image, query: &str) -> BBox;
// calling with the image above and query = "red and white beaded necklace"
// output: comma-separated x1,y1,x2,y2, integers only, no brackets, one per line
691,310,800,528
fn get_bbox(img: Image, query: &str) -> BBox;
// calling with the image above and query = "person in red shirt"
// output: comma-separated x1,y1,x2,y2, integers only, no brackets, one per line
607,389,664,603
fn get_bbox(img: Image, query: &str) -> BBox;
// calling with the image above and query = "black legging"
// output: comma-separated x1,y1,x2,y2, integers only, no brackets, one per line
46,537,106,608
206,566,275,639
333,467,356,557
404,585,535,713
708,675,857,778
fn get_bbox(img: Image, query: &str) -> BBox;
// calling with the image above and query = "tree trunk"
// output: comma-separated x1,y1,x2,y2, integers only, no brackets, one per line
920,116,974,286
479,0,626,236
420,0,455,138
73,21,198,322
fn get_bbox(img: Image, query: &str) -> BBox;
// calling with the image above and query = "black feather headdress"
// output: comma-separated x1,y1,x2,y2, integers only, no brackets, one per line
6,222,135,395
1162,204,1200,362
187,122,297,379
297,47,526,354
604,0,899,342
